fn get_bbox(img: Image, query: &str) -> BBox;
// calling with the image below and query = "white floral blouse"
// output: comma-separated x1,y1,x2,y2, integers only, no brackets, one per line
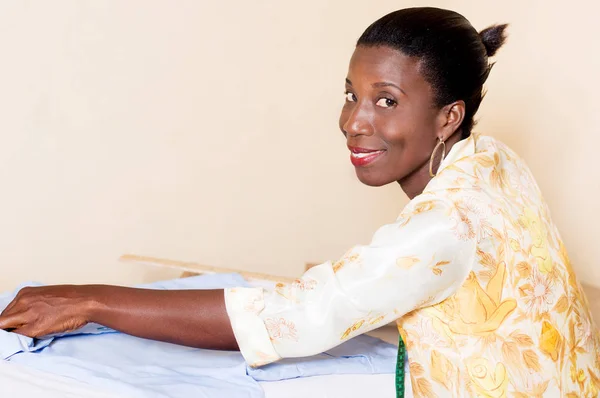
225,133,600,397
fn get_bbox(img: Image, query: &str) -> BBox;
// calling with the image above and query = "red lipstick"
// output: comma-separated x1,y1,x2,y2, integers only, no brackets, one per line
348,146,386,167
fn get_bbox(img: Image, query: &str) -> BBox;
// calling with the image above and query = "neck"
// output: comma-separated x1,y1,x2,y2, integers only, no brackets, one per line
398,133,462,200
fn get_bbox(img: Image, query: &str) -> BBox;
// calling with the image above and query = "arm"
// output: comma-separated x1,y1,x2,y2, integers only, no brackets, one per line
226,196,477,366
0,285,238,350
1,195,476,365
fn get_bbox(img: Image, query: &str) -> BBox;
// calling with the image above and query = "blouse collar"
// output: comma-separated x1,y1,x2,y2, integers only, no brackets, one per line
437,133,477,174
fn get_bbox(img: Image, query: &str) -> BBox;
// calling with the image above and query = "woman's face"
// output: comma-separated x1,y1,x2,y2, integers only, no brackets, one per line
339,45,444,187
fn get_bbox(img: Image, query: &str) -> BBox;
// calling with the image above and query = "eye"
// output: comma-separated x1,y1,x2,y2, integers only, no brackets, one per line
376,98,397,108
345,91,357,102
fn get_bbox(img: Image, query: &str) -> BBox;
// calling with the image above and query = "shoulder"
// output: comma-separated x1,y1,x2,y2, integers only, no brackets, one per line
400,188,496,243
400,192,453,218
395,192,460,232
472,133,524,165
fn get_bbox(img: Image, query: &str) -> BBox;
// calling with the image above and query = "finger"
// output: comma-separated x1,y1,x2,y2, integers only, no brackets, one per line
1,298,21,317
1,286,37,317
12,286,33,301
0,311,28,331
11,325,40,338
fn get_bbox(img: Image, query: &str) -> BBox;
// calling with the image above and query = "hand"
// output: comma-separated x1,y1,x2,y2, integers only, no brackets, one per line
0,285,94,338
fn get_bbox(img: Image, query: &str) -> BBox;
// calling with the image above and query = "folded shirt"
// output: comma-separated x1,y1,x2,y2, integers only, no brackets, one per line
247,333,397,381
1,273,397,398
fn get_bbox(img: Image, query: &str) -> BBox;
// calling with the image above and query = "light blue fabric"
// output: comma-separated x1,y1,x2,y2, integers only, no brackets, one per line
0,328,52,360
1,273,397,397
247,334,397,381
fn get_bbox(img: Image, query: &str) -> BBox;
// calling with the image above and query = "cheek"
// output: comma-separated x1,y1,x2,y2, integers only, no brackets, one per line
376,111,414,153
380,108,436,154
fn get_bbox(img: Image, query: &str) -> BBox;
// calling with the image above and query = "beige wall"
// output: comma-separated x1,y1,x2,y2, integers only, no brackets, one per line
0,0,598,291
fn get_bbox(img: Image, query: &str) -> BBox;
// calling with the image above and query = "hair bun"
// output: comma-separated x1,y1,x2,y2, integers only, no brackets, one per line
479,24,508,57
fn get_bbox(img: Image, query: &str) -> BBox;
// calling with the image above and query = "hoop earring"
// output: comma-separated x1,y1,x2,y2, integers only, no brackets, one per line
429,138,446,178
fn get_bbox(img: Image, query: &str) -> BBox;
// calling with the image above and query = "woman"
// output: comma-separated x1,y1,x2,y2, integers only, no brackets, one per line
1,7,598,397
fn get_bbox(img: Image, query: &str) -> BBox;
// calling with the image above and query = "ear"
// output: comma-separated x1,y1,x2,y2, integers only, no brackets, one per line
436,101,465,140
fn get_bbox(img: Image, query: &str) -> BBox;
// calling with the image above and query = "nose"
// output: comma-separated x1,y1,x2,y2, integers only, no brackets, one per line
341,102,374,138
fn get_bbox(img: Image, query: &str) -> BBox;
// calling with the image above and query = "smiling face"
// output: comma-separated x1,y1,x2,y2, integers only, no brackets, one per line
339,45,462,194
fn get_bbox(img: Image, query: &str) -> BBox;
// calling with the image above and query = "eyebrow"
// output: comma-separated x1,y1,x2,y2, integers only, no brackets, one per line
372,81,406,95
345,78,407,95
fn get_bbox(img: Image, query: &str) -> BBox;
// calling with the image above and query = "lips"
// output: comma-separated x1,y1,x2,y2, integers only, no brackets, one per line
348,146,386,167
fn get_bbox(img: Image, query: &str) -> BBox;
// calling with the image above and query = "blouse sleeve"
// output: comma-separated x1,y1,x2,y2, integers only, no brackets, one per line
224,196,476,367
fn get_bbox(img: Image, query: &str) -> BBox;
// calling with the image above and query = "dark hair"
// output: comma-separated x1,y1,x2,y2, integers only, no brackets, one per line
357,7,508,139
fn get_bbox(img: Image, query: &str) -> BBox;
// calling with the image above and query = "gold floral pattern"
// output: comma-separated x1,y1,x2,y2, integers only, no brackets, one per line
332,250,360,273
399,200,439,227
265,317,299,342
444,265,517,336
520,266,555,319
397,134,599,397
292,278,317,291
397,256,420,270
466,357,509,398
341,313,388,340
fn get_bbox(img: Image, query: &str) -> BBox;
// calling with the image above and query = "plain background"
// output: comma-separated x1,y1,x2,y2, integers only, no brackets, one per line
1,0,598,290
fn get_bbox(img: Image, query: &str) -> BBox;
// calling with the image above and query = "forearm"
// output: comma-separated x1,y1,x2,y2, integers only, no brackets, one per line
85,286,238,350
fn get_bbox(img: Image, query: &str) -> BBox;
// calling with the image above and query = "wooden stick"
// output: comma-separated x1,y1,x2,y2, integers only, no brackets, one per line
119,254,295,284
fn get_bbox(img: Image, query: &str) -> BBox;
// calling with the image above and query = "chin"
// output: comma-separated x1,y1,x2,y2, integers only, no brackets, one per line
355,168,394,187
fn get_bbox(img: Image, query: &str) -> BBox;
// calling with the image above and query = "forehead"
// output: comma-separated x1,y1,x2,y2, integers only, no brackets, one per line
347,45,430,95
